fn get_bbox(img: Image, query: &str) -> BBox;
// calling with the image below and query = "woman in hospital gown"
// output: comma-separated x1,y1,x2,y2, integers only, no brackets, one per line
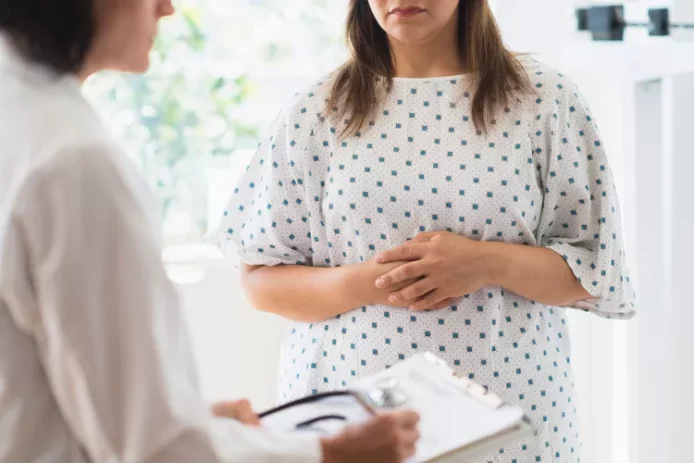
216,1,635,462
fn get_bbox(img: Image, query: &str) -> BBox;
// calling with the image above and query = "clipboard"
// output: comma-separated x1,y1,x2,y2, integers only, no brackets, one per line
260,352,535,462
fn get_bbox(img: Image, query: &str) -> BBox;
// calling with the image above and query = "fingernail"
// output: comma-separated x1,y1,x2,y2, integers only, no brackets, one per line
376,255,384,263
389,294,398,302
375,279,385,288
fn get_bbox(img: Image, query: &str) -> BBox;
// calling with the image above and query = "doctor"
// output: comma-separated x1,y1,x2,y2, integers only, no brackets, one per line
0,0,420,462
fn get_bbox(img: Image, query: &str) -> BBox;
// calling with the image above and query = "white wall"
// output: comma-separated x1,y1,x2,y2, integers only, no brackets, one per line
172,260,288,411
655,71,694,463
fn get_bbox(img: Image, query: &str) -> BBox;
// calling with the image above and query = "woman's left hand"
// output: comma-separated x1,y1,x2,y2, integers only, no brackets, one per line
374,231,498,311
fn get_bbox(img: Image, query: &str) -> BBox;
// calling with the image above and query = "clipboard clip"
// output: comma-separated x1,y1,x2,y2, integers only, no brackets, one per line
422,352,505,409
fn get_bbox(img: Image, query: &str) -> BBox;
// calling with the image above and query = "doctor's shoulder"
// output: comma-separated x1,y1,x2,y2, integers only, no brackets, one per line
1,82,133,199
17,100,139,205
8,84,115,167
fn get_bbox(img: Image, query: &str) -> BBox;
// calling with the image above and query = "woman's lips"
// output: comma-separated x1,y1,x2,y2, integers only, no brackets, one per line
390,6,426,18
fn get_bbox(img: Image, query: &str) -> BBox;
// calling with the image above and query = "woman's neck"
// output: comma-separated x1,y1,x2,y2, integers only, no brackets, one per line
76,60,100,83
388,20,464,78
76,70,89,83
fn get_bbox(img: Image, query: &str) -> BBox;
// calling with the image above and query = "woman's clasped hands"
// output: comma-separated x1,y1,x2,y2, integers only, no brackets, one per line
371,231,499,311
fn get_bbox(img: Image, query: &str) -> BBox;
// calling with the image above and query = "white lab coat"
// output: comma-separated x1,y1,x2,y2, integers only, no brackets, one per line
0,35,321,463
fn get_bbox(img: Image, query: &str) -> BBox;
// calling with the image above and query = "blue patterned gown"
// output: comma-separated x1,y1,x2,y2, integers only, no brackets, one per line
216,58,635,463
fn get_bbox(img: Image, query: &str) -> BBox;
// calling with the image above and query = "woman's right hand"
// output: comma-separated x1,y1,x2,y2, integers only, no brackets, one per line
355,259,457,309
320,410,420,463
357,259,419,307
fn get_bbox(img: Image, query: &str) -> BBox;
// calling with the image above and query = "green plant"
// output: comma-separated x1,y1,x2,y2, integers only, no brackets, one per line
86,4,258,241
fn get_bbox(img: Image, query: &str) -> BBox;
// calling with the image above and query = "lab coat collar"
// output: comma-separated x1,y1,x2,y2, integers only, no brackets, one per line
0,32,82,96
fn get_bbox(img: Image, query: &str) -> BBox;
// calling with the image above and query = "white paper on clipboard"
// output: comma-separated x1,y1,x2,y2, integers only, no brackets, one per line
352,353,534,462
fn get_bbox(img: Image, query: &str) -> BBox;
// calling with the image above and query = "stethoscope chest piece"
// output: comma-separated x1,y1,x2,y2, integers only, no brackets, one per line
366,377,410,409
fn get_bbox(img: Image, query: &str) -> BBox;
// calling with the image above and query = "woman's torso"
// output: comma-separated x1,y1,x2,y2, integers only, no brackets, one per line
275,63,582,461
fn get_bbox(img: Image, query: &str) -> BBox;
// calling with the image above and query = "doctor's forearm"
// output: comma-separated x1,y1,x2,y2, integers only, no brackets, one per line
240,263,368,322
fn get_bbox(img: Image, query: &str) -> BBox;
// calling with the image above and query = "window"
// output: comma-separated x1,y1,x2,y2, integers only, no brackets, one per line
84,0,348,244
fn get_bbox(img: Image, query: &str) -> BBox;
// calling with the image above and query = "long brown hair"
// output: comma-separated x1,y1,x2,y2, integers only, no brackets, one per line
326,0,531,136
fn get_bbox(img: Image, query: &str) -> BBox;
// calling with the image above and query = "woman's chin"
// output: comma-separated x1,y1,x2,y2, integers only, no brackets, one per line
387,29,433,47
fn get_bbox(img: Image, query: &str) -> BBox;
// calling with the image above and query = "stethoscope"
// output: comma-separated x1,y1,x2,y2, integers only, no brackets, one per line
259,377,410,431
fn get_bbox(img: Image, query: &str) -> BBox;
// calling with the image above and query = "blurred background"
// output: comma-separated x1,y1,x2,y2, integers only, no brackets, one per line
84,1,694,462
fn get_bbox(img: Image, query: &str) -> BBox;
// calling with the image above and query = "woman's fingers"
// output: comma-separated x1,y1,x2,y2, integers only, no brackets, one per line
375,242,426,264
388,279,436,304
410,231,439,242
376,261,427,288
409,290,449,311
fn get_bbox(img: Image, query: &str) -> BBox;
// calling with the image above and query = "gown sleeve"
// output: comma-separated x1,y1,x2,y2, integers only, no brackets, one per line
212,107,317,267
530,68,636,319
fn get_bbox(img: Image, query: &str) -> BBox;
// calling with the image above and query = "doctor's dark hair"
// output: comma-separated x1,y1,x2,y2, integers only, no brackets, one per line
326,0,532,136
0,0,95,74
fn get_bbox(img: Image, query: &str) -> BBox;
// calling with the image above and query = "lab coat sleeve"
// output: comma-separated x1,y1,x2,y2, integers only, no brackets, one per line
12,144,323,463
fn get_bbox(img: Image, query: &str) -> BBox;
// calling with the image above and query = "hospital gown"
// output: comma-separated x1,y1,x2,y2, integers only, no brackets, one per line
217,57,636,463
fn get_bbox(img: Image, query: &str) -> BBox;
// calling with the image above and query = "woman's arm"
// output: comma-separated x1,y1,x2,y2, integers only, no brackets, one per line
526,66,635,317
483,242,593,307
240,264,362,323
241,260,420,323
374,232,592,310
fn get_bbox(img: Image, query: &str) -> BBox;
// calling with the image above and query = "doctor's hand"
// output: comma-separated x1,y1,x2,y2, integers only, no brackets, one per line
211,399,261,426
375,231,494,311
321,410,420,463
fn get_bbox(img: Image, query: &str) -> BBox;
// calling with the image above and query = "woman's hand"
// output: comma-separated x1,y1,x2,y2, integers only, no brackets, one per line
374,231,497,311
356,259,421,308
